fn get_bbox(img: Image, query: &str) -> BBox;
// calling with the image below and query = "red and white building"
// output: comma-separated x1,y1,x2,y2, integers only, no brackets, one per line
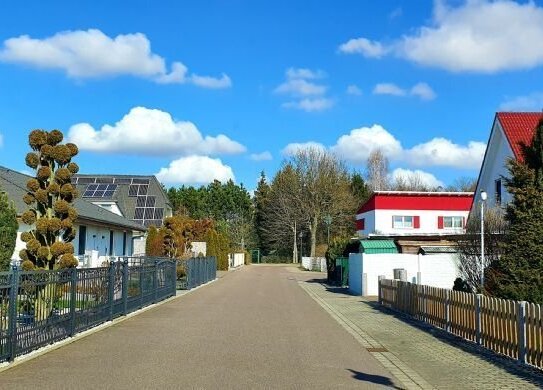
472,112,543,215
356,191,474,237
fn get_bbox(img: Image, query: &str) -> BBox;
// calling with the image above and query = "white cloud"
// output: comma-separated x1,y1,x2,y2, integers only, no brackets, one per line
373,82,436,100
250,151,273,161
405,138,486,169
282,98,334,112
389,168,444,189
68,106,245,156
500,92,543,111
282,142,326,157
0,29,231,87
331,125,403,163
286,67,325,80
330,124,484,169
338,37,388,58
346,85,362,96
275,78,326,96
410,82,436,100
373,83,406,97
156,155,234,185
340,1,543,73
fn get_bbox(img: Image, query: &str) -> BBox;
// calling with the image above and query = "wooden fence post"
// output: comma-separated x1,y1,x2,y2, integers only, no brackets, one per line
475,294,482,345
518,301,527,364
445,289,450,332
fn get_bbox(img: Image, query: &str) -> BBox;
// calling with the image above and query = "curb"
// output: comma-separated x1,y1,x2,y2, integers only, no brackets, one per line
0,277,218,373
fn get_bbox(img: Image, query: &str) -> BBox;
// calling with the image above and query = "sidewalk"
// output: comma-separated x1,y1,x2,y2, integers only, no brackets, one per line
299,279,543,389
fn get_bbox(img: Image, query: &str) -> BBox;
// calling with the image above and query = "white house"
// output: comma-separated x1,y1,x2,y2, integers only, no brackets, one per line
356,191,473,237
1,166,147,266
472,112,543,215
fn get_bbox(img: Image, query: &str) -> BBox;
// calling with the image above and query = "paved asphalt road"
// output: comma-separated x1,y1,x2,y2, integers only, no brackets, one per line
0,265,400,389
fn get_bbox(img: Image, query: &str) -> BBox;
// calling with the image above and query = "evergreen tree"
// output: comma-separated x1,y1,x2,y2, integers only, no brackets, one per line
0,189,18,271
486,119,543,303
253,171,270,254
350,172,370,207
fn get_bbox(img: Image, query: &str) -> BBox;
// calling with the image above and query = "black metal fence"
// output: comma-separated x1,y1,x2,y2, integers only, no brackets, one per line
178,257,217,290
0,258,176,363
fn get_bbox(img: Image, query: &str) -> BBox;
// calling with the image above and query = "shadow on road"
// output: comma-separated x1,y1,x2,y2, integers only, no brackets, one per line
347,368,402,389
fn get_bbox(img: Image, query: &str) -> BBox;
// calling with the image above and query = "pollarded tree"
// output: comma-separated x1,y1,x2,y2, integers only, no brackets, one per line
486,118,543,303
19,129,79,271
0,189,18,271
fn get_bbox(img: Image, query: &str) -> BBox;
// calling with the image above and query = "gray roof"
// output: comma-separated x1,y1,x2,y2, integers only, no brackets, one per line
0,166,146,232
72,173,171,228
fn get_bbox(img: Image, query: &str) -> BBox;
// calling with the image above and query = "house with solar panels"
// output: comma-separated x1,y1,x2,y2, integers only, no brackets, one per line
0,166,146,265
471,112,543,216
72,174,173,228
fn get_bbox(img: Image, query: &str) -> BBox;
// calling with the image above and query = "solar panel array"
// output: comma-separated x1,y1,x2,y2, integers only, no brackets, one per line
73,176,165,228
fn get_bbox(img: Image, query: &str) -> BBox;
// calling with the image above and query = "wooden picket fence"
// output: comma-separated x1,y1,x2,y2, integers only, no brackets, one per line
379,279,543,370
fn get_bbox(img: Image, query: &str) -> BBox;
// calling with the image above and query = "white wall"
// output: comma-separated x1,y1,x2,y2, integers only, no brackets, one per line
472,121,513,215
349,253,460,296
301,257,326,272
229,253,245,268
357,209,469,236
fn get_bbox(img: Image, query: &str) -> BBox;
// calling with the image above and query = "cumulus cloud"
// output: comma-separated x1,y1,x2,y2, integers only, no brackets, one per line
405,138,486,169
67,106,245,156
338,37,388,58
156,156,234,185
275,67,333,112
250,151,273,161
282,98,334,112
0,29,231,87
389,168,444,189
329,124,484,169
331,125,403,163
339,1,543,73
346,85,362,96
282,142,326,157
500,92,543,111
373,82,436,100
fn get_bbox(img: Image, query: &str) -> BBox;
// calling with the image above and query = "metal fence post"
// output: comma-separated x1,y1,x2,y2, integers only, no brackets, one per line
8,265,19,362
108,261,115,321
69,267,77,336
475,294,482,345
122,259,129,315
518,301,527,364
153,260,159,303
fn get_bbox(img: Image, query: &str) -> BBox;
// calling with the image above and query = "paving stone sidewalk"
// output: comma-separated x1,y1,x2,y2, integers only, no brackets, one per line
299,278,543,390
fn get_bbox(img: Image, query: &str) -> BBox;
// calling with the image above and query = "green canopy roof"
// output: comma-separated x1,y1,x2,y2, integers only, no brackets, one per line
360,240,398,254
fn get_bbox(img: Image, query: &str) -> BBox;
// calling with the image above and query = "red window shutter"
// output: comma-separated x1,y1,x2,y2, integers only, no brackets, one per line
438,216,444,229
413,216,420,229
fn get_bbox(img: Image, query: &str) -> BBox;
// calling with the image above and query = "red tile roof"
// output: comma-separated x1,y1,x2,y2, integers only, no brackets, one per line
497,112,543,160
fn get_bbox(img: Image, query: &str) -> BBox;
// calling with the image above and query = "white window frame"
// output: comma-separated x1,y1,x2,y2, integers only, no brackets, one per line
443,216,463,229
393,215,413,229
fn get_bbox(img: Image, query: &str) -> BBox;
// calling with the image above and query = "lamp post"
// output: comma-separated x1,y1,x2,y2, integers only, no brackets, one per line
323,214,332,245
299,230,303,263
480,190,487,291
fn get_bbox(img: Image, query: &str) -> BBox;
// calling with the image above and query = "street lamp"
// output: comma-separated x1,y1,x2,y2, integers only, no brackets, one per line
323,214,332,245
480,190,487,291
299,230,303,262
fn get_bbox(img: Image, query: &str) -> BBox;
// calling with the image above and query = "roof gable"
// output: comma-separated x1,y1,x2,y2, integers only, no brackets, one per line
497,112,543,161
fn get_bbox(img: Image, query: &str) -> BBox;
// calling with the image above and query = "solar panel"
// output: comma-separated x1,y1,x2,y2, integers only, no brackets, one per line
83,190,95,197
128,185,138,196
82,184,118,198
96,177,114,183
137,185,148,196
103,190,115,198
114,178,132,184
134,208,144,219
145,196,155,207
154,208,164,220
136,196,146,207
144,208,154,219
132,178,150,184
78,178,96,184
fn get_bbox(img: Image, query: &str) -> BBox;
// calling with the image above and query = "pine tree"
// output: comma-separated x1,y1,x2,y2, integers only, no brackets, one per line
486,118,543,303
0,189,18,271
253,171,270,254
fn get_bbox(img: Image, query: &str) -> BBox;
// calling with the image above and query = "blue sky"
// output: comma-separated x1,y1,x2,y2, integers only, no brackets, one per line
1,0,543,191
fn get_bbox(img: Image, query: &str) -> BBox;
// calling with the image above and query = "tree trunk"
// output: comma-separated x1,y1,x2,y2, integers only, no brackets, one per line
292,221,298,263
310,216,317,257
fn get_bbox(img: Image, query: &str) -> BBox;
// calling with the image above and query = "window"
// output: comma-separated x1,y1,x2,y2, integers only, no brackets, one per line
356,218,365,230
495,179,502,206
393,216,414,229
78,225,87,255
122,232,127,255
443,216,463,229
109,231,114,256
